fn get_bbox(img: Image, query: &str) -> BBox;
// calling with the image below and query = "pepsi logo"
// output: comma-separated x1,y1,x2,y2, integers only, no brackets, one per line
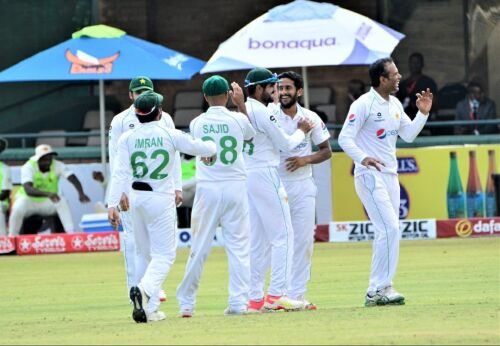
376,129,386,139
348,114,356,123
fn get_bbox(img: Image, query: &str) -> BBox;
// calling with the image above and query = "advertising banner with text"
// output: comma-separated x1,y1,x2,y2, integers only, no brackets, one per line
329,218,436,242
331,144,499,221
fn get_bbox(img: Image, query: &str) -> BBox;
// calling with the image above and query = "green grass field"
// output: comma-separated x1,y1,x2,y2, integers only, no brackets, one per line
0,237,498,345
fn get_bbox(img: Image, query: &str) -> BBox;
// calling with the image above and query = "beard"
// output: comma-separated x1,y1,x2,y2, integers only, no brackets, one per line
261,88,274,105
279,93,298,109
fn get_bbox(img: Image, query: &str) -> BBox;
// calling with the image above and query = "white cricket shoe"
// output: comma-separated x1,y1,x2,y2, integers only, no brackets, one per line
263,295,305,312
223,306,248,315
147,310,166,322
159,290,167,302
180,307,194,318
365,286,405,307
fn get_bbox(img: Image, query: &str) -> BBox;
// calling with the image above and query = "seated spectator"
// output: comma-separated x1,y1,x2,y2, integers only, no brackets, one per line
455,81,498,135
396,52,438,120
346,79,366,109
8,144,90,236
0,138,12,236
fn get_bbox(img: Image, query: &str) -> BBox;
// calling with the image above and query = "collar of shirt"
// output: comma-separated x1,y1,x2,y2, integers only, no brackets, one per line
206,106,226,113
370,87,389,105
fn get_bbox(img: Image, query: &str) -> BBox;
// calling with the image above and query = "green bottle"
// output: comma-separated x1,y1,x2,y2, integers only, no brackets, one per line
447,151,466,218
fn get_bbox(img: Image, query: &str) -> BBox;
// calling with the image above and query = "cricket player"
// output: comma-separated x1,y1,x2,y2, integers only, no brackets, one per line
338,57,433,306
276,71,332,309
108,91,216,323
176,75,255,317
108,76,182,302
243,68,313,312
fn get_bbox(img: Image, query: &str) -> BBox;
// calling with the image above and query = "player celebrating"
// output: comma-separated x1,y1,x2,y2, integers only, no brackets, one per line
338,57,433,307
107,91,216,323
276,71,332,310
108,76,182,303
243,68,313,312
176,75,256,317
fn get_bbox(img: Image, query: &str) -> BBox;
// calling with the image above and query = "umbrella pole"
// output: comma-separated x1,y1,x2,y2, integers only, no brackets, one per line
302,66,310,109
98,79,107,179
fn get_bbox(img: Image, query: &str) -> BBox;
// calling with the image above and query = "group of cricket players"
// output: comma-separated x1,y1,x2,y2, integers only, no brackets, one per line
107,67,332,323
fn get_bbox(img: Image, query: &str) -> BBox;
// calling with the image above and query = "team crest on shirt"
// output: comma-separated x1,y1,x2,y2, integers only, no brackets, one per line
394,112,401,120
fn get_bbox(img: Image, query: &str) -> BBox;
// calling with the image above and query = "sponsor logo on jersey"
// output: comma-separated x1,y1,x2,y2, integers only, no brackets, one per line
374,112,385,122
348,114,356,124
376,128,398,139
376,129,386,139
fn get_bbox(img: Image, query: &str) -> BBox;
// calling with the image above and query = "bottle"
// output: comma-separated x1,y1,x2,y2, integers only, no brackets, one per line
447,151,465,218
466,150,485,217
485,150,497,217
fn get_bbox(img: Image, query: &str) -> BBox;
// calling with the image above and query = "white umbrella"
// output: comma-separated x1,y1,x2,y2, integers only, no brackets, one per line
201,0,405,108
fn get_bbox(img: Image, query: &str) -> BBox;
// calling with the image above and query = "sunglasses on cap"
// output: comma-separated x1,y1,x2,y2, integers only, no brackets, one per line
244,73,279,87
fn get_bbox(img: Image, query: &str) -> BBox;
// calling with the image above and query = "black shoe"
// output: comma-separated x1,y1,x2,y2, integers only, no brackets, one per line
130,286,147,323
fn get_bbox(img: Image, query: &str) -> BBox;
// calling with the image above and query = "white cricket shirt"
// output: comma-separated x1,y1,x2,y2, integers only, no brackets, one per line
190,106,256,182
108,105,182,190
107,121,216,208
338,87,428,176
244,97,306,170
277,104,330,181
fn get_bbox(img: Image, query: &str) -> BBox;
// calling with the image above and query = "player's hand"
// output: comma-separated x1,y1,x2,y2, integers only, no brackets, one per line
48,193,60,203
79,193,91,203
201,155,216,165
175,190,183,207
119,193,129,212
229,82,245,106
415,88,433,115
92,171,105,183
286,156,309,172
108,207,121,230
361,157,385,171
297,118,314,134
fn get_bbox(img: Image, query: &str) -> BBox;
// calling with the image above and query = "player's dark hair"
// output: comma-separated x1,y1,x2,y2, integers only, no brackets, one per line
369,57,393,87
137,107,161,123
278,71,303,89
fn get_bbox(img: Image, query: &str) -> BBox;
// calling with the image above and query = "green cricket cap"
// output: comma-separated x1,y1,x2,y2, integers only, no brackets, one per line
244,68,278,87
134,91,163,116
202,75,230,96
129,76,154,92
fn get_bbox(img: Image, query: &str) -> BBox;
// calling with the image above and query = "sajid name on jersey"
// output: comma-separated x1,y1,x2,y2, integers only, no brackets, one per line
135,137,164,149
203,124,229,134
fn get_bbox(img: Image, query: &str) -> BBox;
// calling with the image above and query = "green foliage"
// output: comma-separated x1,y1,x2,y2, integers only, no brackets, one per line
0,238,498,345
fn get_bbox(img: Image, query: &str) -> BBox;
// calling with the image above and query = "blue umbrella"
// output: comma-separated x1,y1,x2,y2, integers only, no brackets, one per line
0,24,206,169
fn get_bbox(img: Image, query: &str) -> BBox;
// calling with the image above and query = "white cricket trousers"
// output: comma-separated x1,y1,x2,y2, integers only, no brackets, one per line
247,167,294,300
283,177,317,300
176,180,250,311
130,190,177,314
8,195,74,236
354,170,400,293
119,210,140,292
